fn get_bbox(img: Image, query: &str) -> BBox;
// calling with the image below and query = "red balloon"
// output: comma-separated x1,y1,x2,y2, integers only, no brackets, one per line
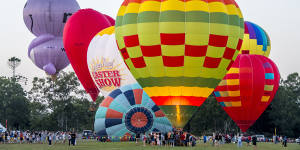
214,54,280,132
63,9,114,101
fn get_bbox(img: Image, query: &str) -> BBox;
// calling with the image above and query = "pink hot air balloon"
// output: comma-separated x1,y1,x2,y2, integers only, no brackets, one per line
63,9,115,101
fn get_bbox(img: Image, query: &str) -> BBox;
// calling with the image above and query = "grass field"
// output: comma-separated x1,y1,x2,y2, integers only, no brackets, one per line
0,140,299,150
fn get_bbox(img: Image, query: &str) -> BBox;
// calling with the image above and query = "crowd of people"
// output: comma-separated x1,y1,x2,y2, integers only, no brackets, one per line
143,131,197,147
0,130,77,146
96,130,198,147
0,130,292,148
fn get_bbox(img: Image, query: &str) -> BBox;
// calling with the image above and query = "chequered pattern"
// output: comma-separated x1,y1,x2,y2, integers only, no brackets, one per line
116,0,244,75
115,0,244,122
240,21,271,57
213,54,280,132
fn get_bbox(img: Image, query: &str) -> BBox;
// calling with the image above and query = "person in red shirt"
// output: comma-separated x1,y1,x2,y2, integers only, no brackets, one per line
180,133,185,146
247,136,251,146
20,132,24,144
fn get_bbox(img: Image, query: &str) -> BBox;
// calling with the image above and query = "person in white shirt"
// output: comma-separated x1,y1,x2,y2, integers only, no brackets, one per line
62,132,66,144
237,134,242,148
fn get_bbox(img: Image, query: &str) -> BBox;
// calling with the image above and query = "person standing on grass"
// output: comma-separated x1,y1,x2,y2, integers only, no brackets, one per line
135,133,140,144
283,136,287,147
20,132,24,144
53,132,57,144
25,132,29,144
155,133,160,146
171,132,175,147
0,132,3,144
252,135,257,150
185,132,190,146
48,133,52,146
143,134,147,146
247,135,251,146
71,132,76,146
62,132,66,144
203,135,207,144
68,132,72,146
237,134,242,148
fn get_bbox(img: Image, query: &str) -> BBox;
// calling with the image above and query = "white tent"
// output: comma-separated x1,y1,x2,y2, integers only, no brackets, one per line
0,123,6,132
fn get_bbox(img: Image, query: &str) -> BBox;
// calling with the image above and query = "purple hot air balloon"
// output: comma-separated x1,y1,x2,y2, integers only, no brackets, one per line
28,34,69,75
23,0,80,37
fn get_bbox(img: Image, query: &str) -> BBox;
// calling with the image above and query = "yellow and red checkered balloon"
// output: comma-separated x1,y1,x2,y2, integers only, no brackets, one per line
115,0,244,128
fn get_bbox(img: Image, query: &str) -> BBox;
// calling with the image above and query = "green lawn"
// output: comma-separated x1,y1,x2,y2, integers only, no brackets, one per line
0,141,299,150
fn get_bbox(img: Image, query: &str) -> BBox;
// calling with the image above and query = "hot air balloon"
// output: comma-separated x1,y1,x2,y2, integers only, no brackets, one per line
87,26,137,97
94,84,173,141
115,0,244,128
240,21,271,57
63,9,115,101
23,0,80,37
28,34,69,75
213,54,280,132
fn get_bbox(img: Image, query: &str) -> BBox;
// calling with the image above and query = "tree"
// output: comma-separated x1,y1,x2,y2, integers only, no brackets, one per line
268,73,300,137
7,57,21,78
27,72,104,131
0,77,30,130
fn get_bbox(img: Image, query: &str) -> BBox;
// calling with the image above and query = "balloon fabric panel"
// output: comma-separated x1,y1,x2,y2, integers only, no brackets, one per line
214,54,280,132
23,0,80,37
115,0,244,128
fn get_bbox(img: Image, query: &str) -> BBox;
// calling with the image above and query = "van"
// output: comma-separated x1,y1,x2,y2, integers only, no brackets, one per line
254,135,265,142
82,130,94,139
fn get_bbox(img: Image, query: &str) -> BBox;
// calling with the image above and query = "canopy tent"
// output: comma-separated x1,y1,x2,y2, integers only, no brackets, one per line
0,123,6,132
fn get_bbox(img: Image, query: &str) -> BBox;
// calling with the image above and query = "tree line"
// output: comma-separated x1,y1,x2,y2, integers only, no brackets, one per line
0,72,299,137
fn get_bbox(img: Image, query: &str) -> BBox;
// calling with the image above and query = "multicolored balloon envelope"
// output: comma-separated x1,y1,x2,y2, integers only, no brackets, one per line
214,54,280,132
94,84,173,140
23,0,80,36
28,34,69,75
115,0,244,128
63,9,114,101
240,21,271,57
87,27,137,97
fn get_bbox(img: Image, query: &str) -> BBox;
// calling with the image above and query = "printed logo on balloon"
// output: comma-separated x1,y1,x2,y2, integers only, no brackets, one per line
90,58,124,92
87,26,137,97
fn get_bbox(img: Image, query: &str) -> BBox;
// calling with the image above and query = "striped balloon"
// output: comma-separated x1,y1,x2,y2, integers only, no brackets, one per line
240,21,271,57
214,54,280,132
94,84,172,141
115,0,244,128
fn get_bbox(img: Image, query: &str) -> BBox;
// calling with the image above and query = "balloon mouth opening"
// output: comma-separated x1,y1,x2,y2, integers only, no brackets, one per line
50,75,57,81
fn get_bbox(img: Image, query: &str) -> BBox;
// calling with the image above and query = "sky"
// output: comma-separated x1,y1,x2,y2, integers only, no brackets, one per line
0,0,299,89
